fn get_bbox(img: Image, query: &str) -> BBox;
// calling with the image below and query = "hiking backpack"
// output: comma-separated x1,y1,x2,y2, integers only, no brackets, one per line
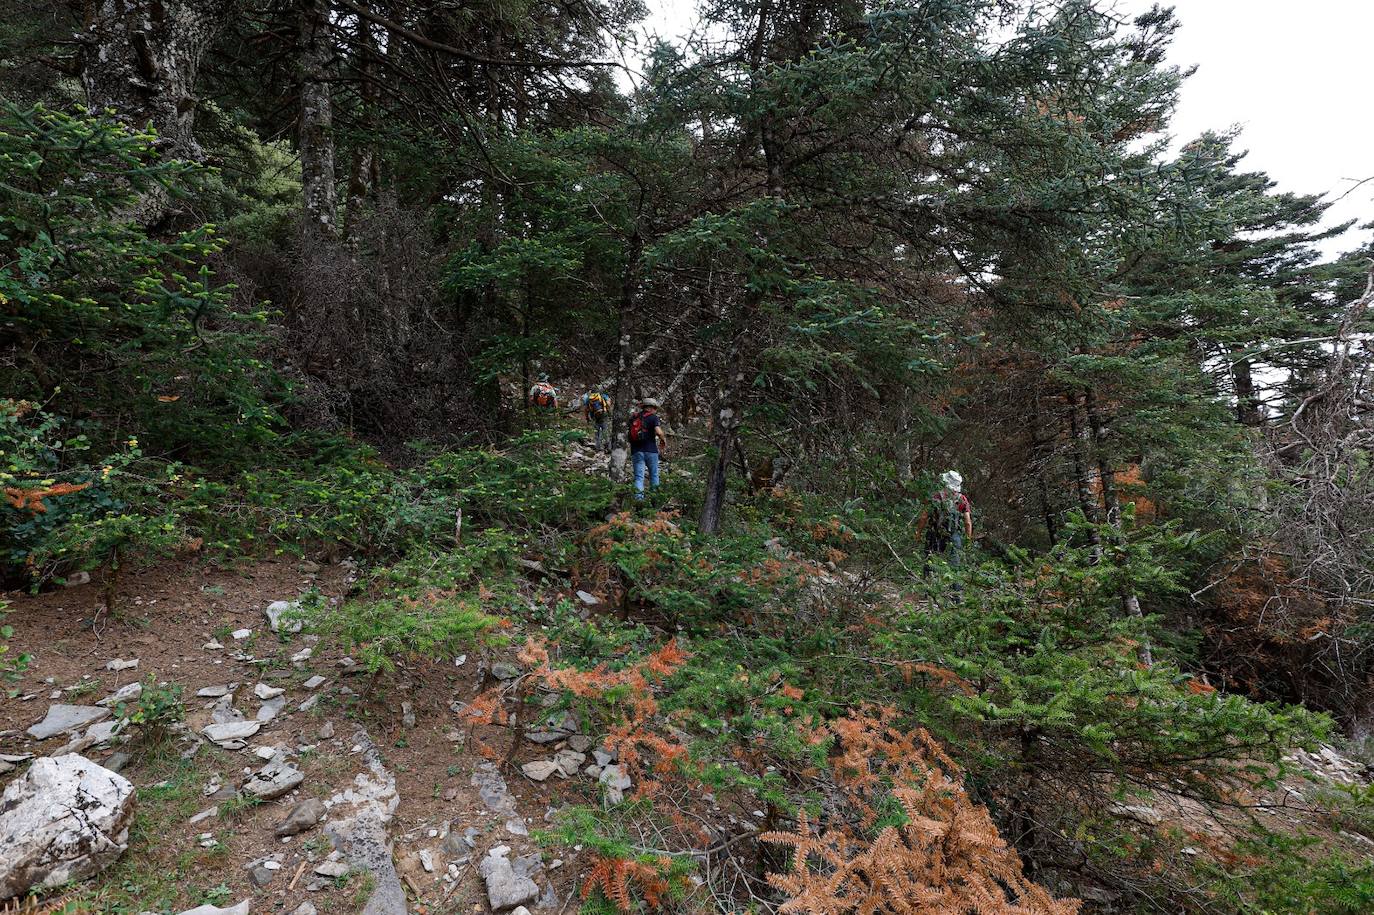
628,411,651,446
532,383,555,408
587,392,608,417
930,489,965,540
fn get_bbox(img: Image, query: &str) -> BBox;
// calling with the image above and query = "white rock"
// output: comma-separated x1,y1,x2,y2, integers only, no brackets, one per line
575,591,601,606
0,755,135,898
521,760,561,782
97,682,143,707
257,697,286,722
290,647,313,663
189,806,218,825
265,600,303,634
203,639,225,651
315,860,350,878
197,685,231,698
105,658,139,671
419,849,435,873
599,765,632,804
240,758,304,800
303,675,326,690
26,704,110,741
254,683,285,700
231,629,252,640
176,903,250,915
85,720,122,744
202,721,262,745
554,750,586,777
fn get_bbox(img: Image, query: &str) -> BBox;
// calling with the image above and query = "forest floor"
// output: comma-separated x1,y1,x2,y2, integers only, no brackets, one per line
0,553,621,915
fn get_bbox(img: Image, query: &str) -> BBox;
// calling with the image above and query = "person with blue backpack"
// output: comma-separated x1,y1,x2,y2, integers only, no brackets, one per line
628,398,668,501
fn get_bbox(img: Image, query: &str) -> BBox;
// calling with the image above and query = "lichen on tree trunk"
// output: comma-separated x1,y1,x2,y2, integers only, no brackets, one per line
299,0,338,239
76,0,235,223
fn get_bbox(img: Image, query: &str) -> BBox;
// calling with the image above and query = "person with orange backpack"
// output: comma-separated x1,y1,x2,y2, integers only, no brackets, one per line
528,374,558,412
628,397,668,502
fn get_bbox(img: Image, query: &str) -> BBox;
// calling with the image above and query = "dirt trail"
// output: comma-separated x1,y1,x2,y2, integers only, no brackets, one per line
0,555,604,914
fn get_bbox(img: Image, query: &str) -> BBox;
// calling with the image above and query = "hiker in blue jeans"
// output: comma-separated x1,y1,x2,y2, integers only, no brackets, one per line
628,398,668,501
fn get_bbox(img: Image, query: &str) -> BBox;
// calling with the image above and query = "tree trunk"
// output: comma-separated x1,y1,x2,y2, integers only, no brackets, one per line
894,390,913,483
699,331,744,534
609,231,644,482
1086,392,1153,667
300,0,338,239
76,0,234,223
1232,354,1264,426
1066,393,1104,557
344,14,379,237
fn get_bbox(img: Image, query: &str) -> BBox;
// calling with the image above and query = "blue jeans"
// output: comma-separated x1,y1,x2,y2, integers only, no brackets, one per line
632,451,660,500
593,417,609,451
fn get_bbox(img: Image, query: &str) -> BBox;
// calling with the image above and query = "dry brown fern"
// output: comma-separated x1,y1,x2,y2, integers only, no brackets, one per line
581,855,674,912
763,708,1079,915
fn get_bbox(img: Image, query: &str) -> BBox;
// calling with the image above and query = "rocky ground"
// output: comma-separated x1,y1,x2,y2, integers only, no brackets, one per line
0,554,634,914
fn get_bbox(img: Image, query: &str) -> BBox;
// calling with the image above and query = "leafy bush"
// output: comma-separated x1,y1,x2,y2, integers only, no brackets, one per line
116,677,186,745
2,400,190,585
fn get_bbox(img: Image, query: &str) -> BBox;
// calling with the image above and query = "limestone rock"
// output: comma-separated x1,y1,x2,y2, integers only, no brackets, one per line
323,727,405,914
240,758,304,800
105,658,139,671
202,720,260,747
554,750,586,776
599,765,632,804
0,755,136,898
274,797,325,837
27,704,110,741
97,682,142,707
253,683,284,700
521,760,561,782
177,903,250,915
480,848,540,911
472,763,518,817
265,600,303,634
256,697,286,723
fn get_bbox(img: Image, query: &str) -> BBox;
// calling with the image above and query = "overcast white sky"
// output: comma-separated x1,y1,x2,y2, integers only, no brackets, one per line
632,0,1373,258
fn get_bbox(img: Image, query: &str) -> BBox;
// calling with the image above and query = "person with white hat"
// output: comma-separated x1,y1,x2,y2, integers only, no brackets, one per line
628,397,668,501
921,469,973,566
